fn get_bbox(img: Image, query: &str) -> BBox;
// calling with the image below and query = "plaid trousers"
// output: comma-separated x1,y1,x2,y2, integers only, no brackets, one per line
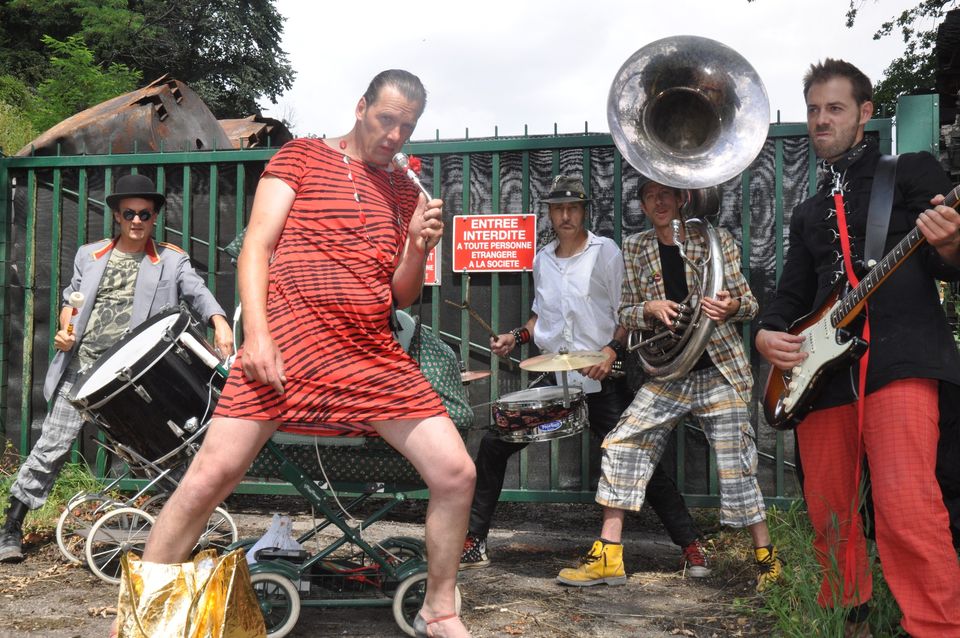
596,367,766,528
10,371,85,510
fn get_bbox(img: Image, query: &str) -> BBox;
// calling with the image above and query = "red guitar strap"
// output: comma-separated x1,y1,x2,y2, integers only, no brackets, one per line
833,189,870,584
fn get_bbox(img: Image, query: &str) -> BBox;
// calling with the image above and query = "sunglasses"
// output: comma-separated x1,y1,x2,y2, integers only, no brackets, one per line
121,208,155,221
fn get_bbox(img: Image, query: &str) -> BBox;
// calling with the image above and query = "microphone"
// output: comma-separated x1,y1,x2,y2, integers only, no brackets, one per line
66,291,84,335
392,152,433,200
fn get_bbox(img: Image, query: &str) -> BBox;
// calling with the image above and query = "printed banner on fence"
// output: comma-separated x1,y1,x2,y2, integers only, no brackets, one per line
452,214,536,272
424,244,440,286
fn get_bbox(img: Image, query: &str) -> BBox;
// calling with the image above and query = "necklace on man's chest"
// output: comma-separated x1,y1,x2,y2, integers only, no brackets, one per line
342,153,402,266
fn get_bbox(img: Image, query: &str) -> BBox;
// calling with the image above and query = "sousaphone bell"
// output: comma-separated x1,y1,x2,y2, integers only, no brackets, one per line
607,35,770,381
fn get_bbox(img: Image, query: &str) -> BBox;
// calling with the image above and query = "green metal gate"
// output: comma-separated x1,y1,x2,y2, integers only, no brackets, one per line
0,105,921,509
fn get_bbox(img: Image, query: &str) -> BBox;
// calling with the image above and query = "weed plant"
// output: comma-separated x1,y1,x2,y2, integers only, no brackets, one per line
721,502,902,637
0,441,106,534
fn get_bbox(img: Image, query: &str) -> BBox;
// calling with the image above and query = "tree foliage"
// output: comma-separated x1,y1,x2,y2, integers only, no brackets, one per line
0,0,294,119
0,102,38,156
31,35,141,132
846,0,959,114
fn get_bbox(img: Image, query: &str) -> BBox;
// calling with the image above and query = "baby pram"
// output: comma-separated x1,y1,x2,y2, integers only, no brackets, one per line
60,305,470,636
58,306,239,584
234,309,472,637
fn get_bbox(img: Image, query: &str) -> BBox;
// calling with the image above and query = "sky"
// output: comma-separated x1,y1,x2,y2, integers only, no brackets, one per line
262,0,927,140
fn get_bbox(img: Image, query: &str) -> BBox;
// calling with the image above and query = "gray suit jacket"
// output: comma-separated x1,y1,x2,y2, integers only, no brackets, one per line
43,237,227,400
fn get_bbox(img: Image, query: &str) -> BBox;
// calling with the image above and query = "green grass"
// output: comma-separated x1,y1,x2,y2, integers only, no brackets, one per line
713,502,903,637
0,441,108,534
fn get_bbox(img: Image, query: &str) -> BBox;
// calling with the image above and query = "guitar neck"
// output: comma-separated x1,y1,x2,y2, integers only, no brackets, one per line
830,184,960,328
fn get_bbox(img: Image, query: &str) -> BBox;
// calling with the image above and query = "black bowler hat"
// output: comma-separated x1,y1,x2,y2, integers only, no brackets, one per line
106,174,166,211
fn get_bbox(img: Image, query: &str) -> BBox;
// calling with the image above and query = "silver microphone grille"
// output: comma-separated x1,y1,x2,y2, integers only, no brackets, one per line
392,152,409,170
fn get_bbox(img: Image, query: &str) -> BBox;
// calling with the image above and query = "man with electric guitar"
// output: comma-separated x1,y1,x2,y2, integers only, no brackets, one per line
755,58,960,637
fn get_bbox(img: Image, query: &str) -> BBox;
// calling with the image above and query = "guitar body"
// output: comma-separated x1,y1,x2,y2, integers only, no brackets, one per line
763,289,869,430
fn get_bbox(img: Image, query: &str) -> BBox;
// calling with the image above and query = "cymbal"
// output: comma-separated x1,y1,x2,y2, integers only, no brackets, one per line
519,350,607,372
461,370,492,384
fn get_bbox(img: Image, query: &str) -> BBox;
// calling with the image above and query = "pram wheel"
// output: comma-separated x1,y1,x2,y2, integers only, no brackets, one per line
391,572,462,637
376,536,426,565
194,506,238,552
84,507,156,584
55,493,117,565
250,571,301,638
138,494,238,554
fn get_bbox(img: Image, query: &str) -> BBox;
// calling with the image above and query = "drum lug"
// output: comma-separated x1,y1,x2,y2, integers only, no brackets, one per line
183,416,199,433
117,366,133,382
174,344,193,364
133,383,152,403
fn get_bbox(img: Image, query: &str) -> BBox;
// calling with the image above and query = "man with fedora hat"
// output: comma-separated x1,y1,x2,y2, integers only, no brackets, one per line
460,174,706,578
0,173,232,563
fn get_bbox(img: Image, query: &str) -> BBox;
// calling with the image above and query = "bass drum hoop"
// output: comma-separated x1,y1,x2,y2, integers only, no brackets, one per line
69,308,193,412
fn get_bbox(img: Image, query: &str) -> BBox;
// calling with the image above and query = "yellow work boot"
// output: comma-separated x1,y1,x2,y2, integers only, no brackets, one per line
754,544,784,592
556,540,627,587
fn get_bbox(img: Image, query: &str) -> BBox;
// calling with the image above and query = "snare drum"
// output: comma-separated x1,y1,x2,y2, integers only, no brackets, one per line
69,308,225,466
492,386,587,443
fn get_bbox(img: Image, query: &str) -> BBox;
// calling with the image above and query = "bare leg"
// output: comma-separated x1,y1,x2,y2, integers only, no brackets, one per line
599,507,626,543
142,417,279,562
374,416,475,638
748,520,772,548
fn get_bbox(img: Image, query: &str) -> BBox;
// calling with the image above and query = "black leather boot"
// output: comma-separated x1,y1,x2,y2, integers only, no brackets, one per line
0,497,28,562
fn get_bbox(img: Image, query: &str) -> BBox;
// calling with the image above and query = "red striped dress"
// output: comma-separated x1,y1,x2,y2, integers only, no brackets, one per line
214,138,446,436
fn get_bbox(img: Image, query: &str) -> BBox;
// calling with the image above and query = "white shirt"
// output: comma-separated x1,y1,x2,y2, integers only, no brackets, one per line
531,231,624,393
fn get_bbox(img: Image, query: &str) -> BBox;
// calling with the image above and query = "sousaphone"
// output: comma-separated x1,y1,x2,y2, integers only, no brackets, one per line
607,35,770,381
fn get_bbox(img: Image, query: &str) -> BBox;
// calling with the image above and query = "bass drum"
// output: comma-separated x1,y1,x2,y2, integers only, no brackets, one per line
69,307,225,467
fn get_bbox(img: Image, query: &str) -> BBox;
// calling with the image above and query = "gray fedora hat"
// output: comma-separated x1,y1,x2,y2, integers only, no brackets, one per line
542,174,591,205
106,174,166,211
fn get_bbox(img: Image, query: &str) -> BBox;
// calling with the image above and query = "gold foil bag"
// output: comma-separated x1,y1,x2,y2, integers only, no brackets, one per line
117,549,267,638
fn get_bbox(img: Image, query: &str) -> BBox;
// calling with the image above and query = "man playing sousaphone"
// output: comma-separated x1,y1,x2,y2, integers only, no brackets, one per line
463,175,708,578
557,177,783,591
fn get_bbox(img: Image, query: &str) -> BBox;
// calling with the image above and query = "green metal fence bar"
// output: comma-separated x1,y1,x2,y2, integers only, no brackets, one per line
490,152,502,423
234,164,246,313
518,149,531,491
181,166,192,253
0,161,10,438
19,171,37,455
48,169,62,367
207,164,219,295
155,166,166,243
773,139,786,499
102,169,113,238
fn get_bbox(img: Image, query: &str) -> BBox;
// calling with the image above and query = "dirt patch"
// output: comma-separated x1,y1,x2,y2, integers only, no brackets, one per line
0,498,770,637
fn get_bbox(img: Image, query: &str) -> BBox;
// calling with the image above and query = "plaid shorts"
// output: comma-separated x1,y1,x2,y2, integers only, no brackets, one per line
10,371,85,510
596,367,766,528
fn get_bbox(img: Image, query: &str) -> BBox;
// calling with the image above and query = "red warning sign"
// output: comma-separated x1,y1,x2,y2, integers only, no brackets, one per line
452,214,536,272
424,244,440,286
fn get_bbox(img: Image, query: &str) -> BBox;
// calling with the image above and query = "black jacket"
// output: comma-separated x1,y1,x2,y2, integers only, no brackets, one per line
758,139,960,409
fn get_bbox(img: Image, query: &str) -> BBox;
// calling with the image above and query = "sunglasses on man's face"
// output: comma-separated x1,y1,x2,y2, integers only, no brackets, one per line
121,208,155,222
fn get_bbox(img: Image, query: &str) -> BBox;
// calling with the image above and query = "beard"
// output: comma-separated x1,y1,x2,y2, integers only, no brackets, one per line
811,121,861,162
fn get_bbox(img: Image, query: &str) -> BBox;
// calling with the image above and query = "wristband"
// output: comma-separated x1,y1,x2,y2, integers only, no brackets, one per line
511,327,531,346
606,339,625,357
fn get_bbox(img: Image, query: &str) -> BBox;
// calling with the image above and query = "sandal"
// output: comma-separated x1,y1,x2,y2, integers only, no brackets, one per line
413,612,460,638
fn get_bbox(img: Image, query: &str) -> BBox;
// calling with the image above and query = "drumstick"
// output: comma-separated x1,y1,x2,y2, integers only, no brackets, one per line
66,292,84,336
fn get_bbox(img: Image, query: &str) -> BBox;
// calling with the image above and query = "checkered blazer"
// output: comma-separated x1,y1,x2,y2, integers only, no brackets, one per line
618,224,757,401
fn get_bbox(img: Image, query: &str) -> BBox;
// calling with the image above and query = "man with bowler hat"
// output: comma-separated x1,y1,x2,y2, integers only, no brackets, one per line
0,174,232,562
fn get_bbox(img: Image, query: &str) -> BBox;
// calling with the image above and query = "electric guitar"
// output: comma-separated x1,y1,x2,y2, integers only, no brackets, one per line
763,188,959,430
